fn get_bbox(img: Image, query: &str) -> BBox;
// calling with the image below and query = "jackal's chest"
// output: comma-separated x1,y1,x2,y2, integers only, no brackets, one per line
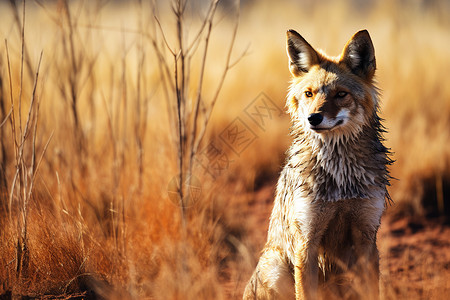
287,140,386,203
291,195,384,241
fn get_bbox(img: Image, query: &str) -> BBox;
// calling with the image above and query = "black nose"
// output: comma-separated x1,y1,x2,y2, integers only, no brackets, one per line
308,113,323,126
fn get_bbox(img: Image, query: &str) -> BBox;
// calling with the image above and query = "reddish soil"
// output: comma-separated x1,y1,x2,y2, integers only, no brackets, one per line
379,216,450,299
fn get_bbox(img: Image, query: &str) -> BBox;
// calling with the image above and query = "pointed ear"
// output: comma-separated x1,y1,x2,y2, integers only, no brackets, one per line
341,30,376,80
286,30,320,76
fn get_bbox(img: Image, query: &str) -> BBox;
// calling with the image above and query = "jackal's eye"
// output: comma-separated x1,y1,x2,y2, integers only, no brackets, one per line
336,91,348,98
304,91,313,98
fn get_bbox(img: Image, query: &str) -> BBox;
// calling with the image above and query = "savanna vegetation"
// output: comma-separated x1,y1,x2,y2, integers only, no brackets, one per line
1,0,449,299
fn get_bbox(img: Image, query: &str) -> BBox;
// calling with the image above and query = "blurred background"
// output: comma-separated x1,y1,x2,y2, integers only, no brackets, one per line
0,0,449,298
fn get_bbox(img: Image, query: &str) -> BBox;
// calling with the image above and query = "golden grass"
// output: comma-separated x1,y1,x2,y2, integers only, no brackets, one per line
0,0,449,299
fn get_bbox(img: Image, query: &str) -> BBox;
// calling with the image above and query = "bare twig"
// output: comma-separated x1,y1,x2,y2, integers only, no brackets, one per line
0,57,8,199
150,0,242,227
5,40,17,216
0,108,12,128
185,0,219,56
188,0,219,176
154,16,176,56
6,27,44,281
193,0,243,156
8,0,33,78
25,51,45,202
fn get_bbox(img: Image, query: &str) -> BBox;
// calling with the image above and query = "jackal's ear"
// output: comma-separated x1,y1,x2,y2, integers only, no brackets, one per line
341,30,376,80
286,30,320,76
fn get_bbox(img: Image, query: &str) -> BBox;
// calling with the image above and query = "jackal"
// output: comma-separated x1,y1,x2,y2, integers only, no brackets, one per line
243,29,391,299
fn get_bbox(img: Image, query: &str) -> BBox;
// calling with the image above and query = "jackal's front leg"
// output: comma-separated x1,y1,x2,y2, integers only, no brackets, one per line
294,242,319,300
351,225,380,299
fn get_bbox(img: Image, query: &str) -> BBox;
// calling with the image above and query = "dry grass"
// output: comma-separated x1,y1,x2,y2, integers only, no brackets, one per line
0,0,449,299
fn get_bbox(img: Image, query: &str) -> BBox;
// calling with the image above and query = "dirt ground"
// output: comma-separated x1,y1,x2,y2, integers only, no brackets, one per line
240,184,450,300
379,216,450,299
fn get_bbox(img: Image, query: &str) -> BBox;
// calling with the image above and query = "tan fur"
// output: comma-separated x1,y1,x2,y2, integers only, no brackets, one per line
243,30,392,300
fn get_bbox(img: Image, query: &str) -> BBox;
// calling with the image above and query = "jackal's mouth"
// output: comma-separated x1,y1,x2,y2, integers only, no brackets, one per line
310,119,344,132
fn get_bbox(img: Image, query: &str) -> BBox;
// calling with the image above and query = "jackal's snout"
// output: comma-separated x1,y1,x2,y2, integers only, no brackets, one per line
308,113,323,126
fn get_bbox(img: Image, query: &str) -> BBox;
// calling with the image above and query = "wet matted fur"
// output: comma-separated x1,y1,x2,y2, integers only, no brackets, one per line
243,29,392,300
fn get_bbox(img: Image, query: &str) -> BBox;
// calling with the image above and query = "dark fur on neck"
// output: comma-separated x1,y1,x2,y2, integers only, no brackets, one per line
285,110,393,203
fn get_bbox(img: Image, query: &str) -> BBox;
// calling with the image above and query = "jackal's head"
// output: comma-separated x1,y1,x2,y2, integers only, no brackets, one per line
286,29,378,140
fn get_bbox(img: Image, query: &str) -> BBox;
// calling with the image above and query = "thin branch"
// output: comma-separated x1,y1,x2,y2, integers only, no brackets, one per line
4,40,16,148
228,43,251,69
188,0,219,175
209,3,240,110
149,36,177,145
27,51,44,197
193,1,242,155
151,37,175,91
185,0,219,56
173,0,188,227
154,15,175,56
175,0,187,149
5,39,18,216
149,0,242,228
18,0,26,142
0,108,12,128
174,52,185,224
8,0,33,78
19,52,43,153
27,132,54,202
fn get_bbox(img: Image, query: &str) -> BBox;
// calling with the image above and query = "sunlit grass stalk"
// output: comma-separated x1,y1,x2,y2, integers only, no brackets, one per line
60,0,86,168
8,0,33,81
0,52,11,208
6,36,45,286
